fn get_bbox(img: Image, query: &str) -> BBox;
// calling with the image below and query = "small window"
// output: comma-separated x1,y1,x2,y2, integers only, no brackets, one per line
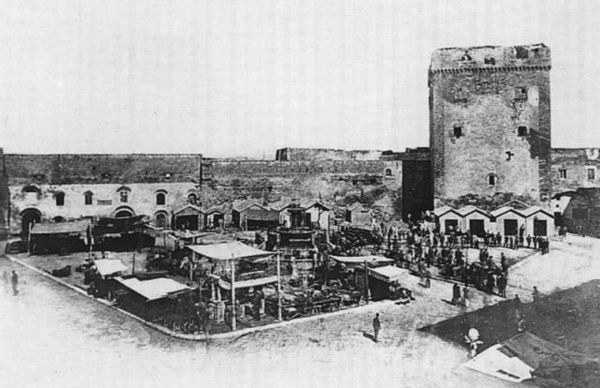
559,169,567,179
484,57,496,65
120,191,128,203
156,192,166,205
587,168,596,181
488,174,497,186
514,87,528,101
454,88,467,102
453,125,463,138
384,168,392,176
188,193,198,205
517,126,528,136
55,192,65,206
84,191,93,205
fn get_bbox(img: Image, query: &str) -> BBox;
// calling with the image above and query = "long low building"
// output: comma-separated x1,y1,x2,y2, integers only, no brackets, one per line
434,205,554,238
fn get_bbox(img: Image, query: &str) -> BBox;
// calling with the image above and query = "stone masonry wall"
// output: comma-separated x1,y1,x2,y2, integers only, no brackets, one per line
430,44,551,207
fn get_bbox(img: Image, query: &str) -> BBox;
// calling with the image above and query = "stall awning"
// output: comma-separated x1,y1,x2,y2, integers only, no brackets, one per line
94,259,128,277
114,277,191,301
368,265,409,282
30,219,91,235
187,241,273,261
218,275,278,290
329,255,394,265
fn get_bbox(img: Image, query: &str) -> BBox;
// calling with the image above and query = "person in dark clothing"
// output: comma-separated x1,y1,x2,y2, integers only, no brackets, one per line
11,270,19,296
497,274,507,297
451,283,461,305
526,235,531,248
372,313,381,342
486,273,496,295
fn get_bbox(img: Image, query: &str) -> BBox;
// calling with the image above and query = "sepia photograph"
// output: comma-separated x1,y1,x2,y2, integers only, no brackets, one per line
1,1,600,387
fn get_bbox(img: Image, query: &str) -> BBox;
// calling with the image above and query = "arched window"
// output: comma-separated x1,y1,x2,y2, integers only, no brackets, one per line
55,192,65,206
188,193,198,205
84,191,93,205
487,173,498,186
156,191,167,205
384,168,393,176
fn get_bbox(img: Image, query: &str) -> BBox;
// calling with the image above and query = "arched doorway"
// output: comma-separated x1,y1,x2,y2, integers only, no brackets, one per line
154,211,169,228
115,209,134,218
53,216,66,223
21,208,41,237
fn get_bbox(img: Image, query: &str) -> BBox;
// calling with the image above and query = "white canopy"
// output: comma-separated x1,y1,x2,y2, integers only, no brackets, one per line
115,277,191,301
94,259,128,277
465,343,533,383
187,241,273,261
329,255,394,265
218,275,278,290
368,265,410,282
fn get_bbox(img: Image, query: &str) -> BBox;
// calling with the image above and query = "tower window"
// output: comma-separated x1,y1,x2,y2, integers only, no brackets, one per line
559,169,567,179
587,167,596,181
517,126,528,136
384,168,392,176
120,191,128,203
515,46,529,59
55,192,65,206
188,193,198,205
514,87,528,101
453,125,463,138
454,88,467,102
84,191,93,205
484,57,496,65
487,174,498,186
460,53,472,61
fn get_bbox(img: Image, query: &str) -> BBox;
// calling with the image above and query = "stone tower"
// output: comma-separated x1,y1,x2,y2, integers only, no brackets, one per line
429,44,551,208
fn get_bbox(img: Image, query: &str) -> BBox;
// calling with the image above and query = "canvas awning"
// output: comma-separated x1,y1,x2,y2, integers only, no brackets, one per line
368,265,410,283
329,255,394,265
94,259,128,277
465,332,599,384
30,219,91,235
218,275,278,290
114,277,191,301
187,241,273,261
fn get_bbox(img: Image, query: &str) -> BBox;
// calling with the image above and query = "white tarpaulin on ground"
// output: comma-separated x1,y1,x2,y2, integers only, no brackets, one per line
94,259,128,277
329,255,394,265
115,277,191,301
368,266,409,282
465,343,533,383
218,275,278,290
187,241,273,261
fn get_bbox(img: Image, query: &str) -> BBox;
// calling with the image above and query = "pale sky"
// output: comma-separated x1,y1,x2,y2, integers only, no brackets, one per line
1,0,599,158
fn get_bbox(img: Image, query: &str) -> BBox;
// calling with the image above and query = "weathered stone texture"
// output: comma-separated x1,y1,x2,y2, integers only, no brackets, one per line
430,44,551,206
552,148,600,193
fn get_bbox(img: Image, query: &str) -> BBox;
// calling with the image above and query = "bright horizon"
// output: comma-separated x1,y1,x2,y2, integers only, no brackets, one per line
2,0,599,158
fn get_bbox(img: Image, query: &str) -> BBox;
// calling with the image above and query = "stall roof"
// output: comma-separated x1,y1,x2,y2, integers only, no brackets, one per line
114,277,191,301
521,206,554,218
94,259,128,277
187,241,273,261
433,206,462,217
30,219,91,235
490,206,525,218
329,255,394,265
368,265,410,282
458,206,491,218
218,275,278,290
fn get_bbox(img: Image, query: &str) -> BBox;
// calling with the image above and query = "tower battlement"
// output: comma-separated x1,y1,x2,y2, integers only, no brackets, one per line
429,44,551,75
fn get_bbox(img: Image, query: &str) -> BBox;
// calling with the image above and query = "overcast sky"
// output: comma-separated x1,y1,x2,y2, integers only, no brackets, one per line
1,0,599,157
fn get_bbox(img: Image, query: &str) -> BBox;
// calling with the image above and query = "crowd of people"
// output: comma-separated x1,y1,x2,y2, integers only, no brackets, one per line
369,213,551,298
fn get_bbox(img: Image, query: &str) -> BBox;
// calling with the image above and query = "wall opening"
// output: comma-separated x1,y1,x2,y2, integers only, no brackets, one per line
453,125,463,138
55,192,65,206
156,192,166,205
84,191,93,205
517,126,528,136
488,174,498,186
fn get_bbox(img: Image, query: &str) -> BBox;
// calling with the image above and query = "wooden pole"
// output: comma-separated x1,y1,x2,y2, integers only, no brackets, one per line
364,260,370,303
277,252,282,321
230,258,236,331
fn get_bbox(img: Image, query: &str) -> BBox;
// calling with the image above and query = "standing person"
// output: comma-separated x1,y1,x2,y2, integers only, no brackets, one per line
372,313,381,342
532,286,540,302
451,283,461,305
2,270,9,294
11,270,19,296
497,274,507,297
462,286,470,308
